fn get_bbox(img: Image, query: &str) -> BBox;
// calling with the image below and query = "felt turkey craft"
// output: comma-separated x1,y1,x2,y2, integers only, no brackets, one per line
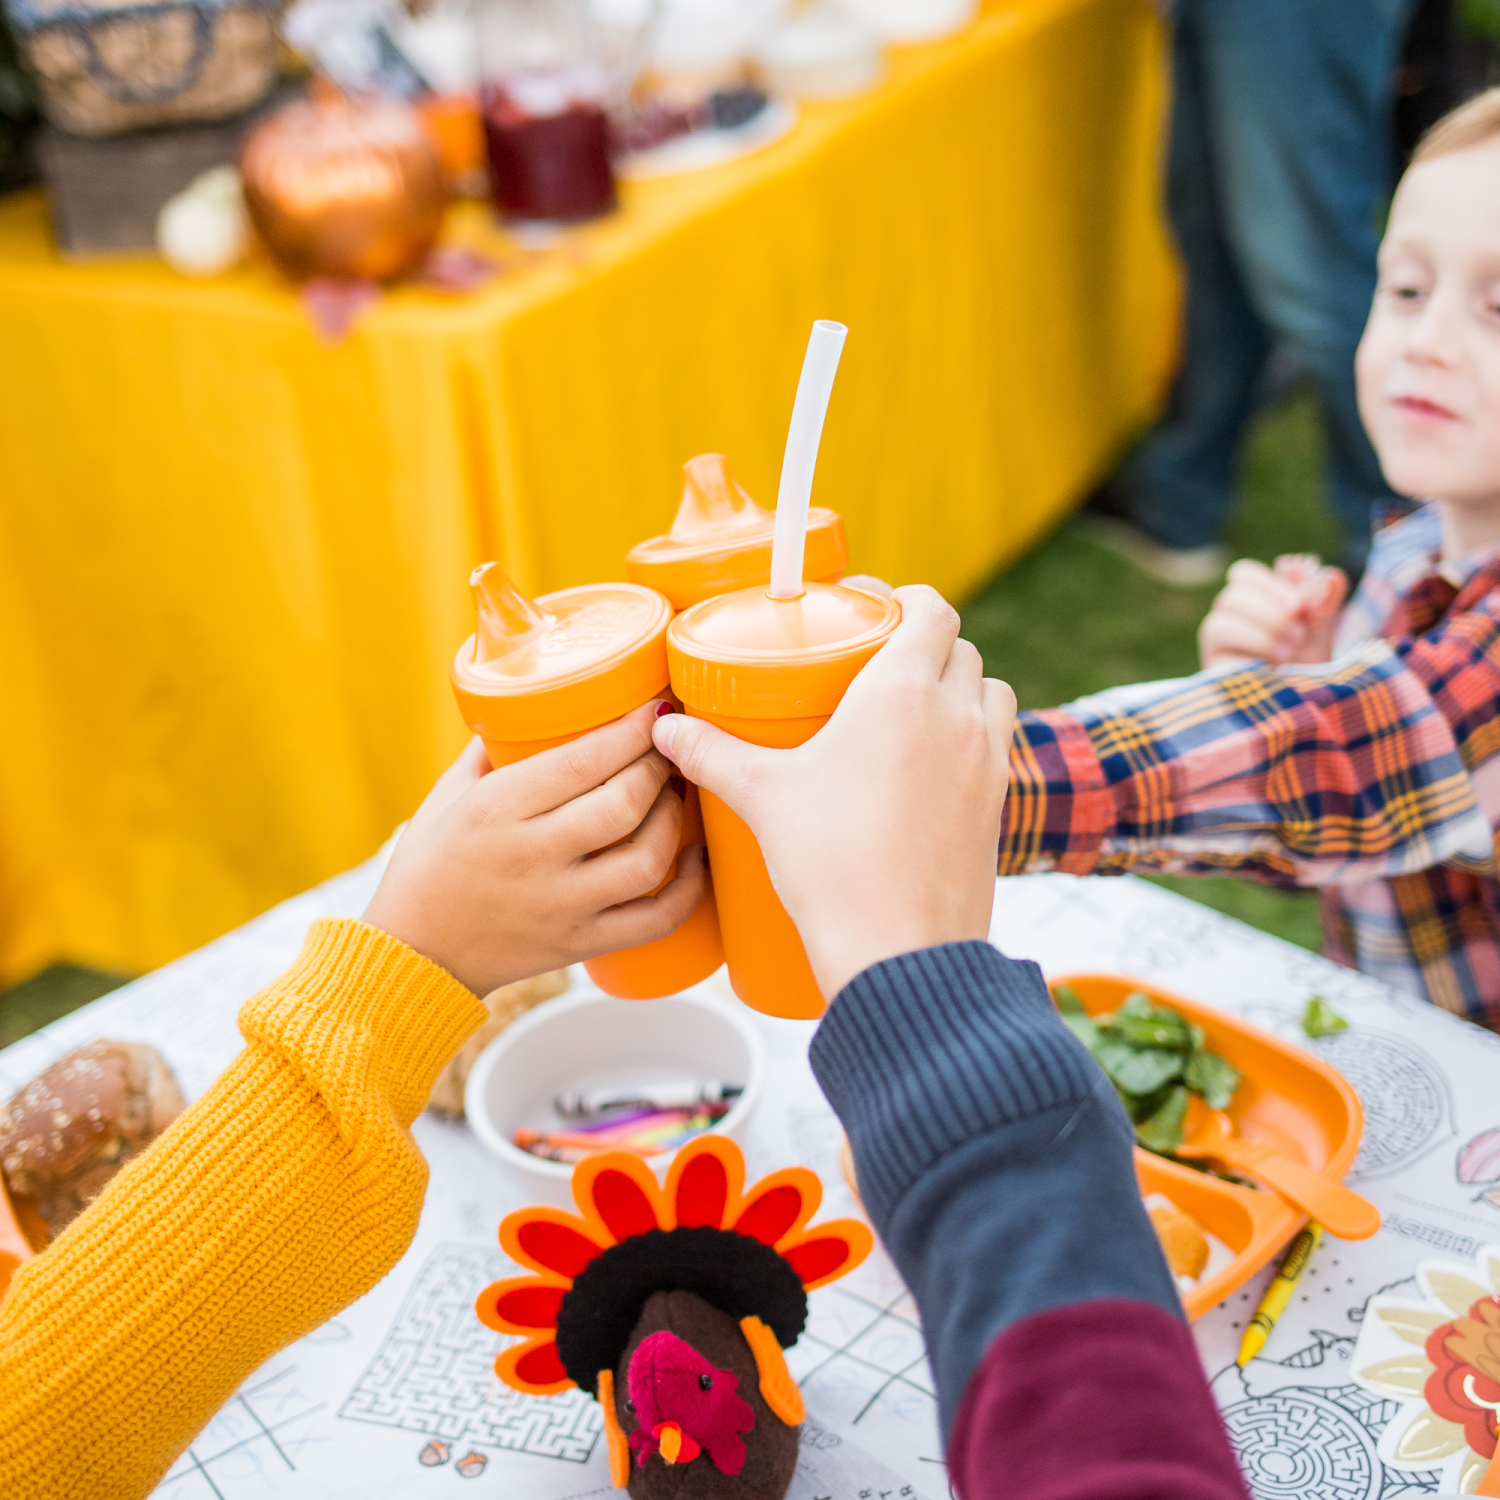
477,1135,872,1498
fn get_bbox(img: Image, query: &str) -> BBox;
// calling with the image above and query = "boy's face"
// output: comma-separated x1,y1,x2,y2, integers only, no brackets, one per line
1357,136,1500,508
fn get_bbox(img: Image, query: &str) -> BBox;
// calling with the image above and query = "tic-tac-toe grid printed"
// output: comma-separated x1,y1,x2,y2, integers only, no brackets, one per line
790,1283,936,1432
156,1366,326,1499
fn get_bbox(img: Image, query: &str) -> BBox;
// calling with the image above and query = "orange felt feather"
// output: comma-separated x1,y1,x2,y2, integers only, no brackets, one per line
597,1368,631,1488
740,1315,806,1426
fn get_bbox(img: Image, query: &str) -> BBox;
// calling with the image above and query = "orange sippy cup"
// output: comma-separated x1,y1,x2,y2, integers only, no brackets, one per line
451,562,724,999
625,453,847,610
666,582,901,1019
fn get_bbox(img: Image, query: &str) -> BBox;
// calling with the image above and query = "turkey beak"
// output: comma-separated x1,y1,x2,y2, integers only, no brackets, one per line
653,1421,700,1464
659,1422,684,1464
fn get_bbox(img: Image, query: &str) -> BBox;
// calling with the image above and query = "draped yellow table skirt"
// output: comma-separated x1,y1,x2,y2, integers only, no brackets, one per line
0,0,1176,984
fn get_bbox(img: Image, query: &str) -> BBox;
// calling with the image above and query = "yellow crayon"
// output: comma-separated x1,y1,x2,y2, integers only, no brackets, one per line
1237,1223,1323,1366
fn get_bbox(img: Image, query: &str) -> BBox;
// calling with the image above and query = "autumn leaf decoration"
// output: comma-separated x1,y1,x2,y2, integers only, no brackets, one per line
1352,1245,1500,1496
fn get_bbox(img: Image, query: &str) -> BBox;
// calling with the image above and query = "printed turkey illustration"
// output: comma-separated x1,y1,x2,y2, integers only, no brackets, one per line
477,1136,872,1499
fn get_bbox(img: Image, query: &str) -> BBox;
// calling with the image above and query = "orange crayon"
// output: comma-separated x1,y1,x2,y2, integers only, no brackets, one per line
512,1128,665,1157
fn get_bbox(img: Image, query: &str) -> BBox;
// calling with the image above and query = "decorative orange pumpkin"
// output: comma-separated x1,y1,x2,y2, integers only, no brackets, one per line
241,88,446,282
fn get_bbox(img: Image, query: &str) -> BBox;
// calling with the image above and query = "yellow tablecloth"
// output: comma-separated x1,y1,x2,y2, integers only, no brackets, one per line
0,0,1176,984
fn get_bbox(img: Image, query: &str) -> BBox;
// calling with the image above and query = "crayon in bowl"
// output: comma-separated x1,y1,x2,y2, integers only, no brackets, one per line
553,1080,743,1121
512,1102,733,1163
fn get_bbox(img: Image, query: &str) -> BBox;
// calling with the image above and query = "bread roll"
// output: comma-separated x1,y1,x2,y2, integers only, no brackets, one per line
0,1041,185,1238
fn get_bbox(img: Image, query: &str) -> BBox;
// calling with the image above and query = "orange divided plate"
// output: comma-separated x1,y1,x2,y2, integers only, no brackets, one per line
1052,973,1366,1322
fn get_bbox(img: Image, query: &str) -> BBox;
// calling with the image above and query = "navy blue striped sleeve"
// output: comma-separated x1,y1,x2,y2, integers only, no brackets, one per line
808,941,1184,1438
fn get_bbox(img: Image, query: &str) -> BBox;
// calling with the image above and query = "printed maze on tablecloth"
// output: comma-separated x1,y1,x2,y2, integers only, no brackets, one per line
1220,1386,1439,1500
1238,1008,1452,1180
1308,1031,1450,1179
340,1243,602,1462
1217,1328,1442,1500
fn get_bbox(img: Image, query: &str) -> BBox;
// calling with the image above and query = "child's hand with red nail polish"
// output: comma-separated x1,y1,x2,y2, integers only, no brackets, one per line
363,701,704,994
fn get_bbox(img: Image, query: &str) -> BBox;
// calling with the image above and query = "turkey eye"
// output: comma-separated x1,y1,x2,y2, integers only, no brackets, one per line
624,1398,635,1414
698,1374,712,1391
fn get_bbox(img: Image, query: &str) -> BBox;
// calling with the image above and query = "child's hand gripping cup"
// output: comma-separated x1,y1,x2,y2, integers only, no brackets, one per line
666,582,901,1018
450,562,723,998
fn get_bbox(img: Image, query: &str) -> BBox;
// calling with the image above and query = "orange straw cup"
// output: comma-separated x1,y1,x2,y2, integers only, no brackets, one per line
451,562,724,999
626,454,847,610
667,582,901,1019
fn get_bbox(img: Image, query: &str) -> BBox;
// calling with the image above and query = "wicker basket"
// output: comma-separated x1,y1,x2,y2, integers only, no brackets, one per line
5,0,280,137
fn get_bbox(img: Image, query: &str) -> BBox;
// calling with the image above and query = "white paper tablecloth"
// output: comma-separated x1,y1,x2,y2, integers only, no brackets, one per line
3,867,1496,1500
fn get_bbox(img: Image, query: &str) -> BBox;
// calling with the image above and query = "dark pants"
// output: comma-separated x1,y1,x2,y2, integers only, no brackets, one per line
1119,0,1411,563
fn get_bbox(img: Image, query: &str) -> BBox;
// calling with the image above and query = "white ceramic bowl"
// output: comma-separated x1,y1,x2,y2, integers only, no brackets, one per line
464,986,766,1203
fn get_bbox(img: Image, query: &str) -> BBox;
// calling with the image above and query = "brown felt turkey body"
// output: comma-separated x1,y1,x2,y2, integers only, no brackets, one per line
614,1291,799,1500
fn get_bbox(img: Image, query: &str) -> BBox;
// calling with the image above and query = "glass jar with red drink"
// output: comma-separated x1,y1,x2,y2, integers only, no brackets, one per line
475,0,621,226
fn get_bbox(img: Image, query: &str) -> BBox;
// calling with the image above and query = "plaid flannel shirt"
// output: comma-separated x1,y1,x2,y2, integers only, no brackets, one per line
998,504,1500,1031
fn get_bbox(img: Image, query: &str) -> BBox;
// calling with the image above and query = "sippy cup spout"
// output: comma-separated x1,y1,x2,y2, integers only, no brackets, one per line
669,454,770,539
470,562,552,663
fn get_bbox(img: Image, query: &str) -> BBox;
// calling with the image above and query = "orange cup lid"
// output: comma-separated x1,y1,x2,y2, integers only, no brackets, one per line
626,454,847,610
667,582,901,719
452,563,671,743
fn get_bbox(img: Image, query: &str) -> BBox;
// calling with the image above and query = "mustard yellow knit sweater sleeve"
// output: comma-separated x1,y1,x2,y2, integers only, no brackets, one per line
0,917,486,1500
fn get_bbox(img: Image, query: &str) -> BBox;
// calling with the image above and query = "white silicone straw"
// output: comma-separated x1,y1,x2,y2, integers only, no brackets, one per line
768,319,849,599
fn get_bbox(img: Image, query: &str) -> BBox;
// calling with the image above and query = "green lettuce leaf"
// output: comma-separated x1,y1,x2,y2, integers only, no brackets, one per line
1113,1006,1195,1052
1093,1039,1185,1097
1134,1085,1191,1152
1054,984,1087,1015
1183,1048,1242,1111
1301,995,1349,1038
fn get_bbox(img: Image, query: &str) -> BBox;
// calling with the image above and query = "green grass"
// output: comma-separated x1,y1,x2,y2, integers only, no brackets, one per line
959,388,1337,952
0,965,129,1050
0,390,1338,1049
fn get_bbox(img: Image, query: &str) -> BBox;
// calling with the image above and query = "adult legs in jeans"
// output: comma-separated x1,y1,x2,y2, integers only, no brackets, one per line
1119,0,1410,568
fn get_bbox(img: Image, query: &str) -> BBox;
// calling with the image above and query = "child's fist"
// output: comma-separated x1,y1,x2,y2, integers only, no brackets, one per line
1198,554,1348,671
361,704,705,995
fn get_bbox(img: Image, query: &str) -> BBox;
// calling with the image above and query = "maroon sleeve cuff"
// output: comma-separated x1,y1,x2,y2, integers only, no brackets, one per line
949,1298,1249,1500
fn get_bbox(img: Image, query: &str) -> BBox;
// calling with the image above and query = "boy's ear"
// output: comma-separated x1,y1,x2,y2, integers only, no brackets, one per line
740,1316,806,1426
597,1368,631,1487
